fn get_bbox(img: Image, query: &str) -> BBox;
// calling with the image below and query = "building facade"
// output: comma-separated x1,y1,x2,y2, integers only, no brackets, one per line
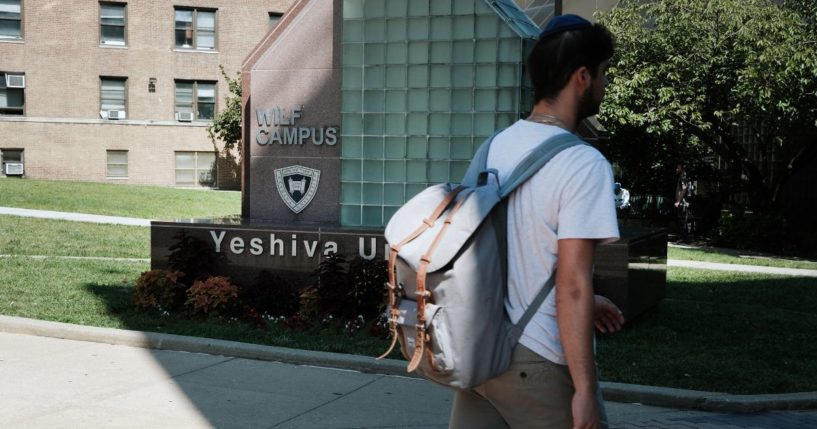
0,0,293,187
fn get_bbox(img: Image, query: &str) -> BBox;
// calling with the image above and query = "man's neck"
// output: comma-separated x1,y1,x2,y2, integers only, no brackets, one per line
530,101,579,132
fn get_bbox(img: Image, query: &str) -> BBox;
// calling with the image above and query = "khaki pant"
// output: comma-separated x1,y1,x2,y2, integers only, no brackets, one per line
449,345,609,429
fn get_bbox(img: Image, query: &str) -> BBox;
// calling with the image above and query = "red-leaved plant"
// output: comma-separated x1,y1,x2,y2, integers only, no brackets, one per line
185,276,239,317
132,269,186,312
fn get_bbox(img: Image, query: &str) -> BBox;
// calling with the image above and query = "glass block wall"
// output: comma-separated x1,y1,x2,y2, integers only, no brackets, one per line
340,0,533,227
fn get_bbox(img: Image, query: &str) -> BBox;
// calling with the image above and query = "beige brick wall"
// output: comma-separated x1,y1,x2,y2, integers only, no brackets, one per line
563,0,619,21
0,0,293,186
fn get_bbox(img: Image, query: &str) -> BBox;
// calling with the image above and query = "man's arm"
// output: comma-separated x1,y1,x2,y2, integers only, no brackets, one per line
557,238,600,429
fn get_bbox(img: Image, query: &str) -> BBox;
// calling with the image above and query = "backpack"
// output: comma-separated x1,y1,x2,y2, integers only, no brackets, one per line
378,130,586,389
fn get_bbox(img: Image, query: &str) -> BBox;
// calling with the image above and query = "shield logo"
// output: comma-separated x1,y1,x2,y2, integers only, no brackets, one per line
274,165,321,214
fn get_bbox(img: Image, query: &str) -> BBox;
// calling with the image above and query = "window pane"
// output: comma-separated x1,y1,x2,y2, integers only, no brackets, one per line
196,152,215,169
197,11,215,49
175,152,195,169
196,83,215,119
0,19,20,38
100,4,124,23
101,79,126,111
175,170,195,184
0,88,23,109
175,82,194,112
108,164,127,177
101,25,125,43
107,150,127,164
175,10,193,47
197,102,214,120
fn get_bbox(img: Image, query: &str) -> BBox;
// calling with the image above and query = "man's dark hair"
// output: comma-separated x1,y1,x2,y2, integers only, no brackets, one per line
527,24,614,103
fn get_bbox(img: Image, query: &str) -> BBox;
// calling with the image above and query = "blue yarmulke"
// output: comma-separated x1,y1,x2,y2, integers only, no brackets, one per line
539,14,592,39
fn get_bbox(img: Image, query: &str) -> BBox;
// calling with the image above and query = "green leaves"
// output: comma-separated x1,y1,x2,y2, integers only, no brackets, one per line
206,65,243,153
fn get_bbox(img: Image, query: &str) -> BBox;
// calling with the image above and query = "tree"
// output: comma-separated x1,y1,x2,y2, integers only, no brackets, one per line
597,0,817,211
207,66,242,154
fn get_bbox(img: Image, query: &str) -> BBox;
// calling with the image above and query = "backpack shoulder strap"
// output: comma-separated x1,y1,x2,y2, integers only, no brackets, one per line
499,132,586,198
461,129,504,187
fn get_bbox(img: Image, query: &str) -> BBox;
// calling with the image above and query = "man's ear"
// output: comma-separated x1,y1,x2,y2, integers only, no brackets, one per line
574,65,592,89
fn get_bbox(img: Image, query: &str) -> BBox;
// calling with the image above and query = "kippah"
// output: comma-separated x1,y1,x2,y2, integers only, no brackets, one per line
539,14,592,39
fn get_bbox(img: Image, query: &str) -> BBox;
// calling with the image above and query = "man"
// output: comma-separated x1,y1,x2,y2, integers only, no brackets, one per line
449,15,622,429
674,163,692,241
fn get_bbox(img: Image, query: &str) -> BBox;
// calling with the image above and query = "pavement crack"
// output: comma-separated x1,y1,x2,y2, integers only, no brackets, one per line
170,356,237,379
267,375,384,428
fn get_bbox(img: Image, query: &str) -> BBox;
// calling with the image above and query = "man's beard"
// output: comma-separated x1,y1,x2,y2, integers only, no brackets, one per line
576,83,601,120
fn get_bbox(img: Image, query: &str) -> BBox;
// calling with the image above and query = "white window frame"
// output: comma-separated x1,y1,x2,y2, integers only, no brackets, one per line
100,76,127,119
175,151,216,186
174,80,216,121
0,71,25,115
174,7,216,51
0,0,23,40
106,150,128,179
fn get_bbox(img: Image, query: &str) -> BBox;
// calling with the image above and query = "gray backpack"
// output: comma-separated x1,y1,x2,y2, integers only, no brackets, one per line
378,131,585,389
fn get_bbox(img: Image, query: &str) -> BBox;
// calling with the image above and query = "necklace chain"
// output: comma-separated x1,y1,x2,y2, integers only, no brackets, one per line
526,113,568,130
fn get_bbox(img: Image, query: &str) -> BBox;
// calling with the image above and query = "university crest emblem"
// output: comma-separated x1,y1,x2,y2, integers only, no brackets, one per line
274,165,321,214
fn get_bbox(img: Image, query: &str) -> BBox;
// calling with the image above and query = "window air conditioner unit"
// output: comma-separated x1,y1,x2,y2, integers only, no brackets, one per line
176,111,194,122
5,74,25,89
4,162,24,176
107,110,126,120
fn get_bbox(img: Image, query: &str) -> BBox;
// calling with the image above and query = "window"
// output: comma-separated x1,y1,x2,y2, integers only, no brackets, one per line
0,72,24,115
106,150,128,178
100,77,127,119
175,80,215,121
1,148,23,176
175,151,215,186
175,8,215,50
100,2,126,46
269,12,283,30
0,0,22,40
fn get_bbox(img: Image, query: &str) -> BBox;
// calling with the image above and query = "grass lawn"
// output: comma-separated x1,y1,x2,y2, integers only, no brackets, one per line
668,246,817,270
0,178,240,219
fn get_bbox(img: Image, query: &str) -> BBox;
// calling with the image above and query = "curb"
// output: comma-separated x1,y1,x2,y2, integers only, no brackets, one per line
1,315,815,413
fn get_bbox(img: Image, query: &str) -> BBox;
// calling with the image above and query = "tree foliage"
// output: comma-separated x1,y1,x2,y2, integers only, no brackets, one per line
597,0,817,210
206,65,242,154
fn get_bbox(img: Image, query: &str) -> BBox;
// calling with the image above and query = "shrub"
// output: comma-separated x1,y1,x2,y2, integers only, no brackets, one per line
186,276,240,317
239,270,303,318
132,269,187,312
168,231,225,285
347,256,388,321
714,208,788,253
299,253,348,321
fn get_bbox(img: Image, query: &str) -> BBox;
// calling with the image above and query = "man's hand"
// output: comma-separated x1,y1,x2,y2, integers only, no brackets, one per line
572,390,601,429
594,295,625,334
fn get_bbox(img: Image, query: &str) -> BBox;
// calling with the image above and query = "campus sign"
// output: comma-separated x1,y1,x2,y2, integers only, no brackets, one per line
255,106,338,146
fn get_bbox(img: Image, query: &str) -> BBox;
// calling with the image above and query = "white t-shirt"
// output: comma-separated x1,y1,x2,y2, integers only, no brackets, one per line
486,119,620,365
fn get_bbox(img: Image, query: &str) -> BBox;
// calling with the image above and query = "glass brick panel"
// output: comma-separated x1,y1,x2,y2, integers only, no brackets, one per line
451,161,470,181
407,65,428,87
452,65,473,88
498,64,517,87
407,0,429,17
363,113,384,134
341,136,362,157
451,89,472,112
429,88,450,112
429,114,450,135
343,20,363,42
384,160,405,182
363,137,383,158
343,44,363,64
475,89,496,111
363,183,383,204
497,89,514,111
363,90,385,112
406,184,426,199
406,160,427,183
385,65,407,88
430,65,451,87
474,113,496,136
430,17,452,40
383,206,399,224
407,113,427,134
475,40,497,63
407,89,428,111
475,65,497,87
385,90,406,112
451,113,472,136
342,90,361,113
386,0,406,18
341,183,362,204
385,113,406,134
475,15,498,38
343,67,363,89
428,161,449,182
387,19,406,40
365,19,385,40
362,160,383,181
452,40,473,64
341,205,361,226
452,1,474,15
384,183,405,205
364,0,385,18
430,0,451,15
430,41,452,64
385,137,407,158
342,113,363,134
499,39,521,62
385,44,407,65
450,137,472,160
408,41,429,64
428,137,449,159
406,136,427,158
365,43,385,65
362,206,382,226
344,0,364,19
407,17,429,40
341,159,362,181
452,16,474,39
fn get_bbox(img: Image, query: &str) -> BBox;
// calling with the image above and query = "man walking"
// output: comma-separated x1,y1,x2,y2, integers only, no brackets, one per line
449,15,621,429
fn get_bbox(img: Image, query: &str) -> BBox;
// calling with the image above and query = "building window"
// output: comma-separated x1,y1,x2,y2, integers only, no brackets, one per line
175,80,215,121
0,72,24,115
100,77,127,119
100,2,126,46
175,8,216,50
269,12,283,30
175,151,216,186
1,148,23,176
0,0,22,40
106,150,128,178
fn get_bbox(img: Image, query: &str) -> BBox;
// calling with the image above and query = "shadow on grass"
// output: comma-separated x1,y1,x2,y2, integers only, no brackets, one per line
597,272,817,394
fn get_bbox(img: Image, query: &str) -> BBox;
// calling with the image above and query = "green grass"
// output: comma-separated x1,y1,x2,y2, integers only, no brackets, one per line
597,269,817,394
0,216,150,258
0,178,240,219
669,246,817,270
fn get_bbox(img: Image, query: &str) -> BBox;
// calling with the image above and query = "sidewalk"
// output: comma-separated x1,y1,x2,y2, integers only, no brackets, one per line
0,316,816,429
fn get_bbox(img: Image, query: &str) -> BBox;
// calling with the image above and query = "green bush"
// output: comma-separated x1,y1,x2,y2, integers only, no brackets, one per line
132,269,187,312
240,270,303,318
714,208,788,253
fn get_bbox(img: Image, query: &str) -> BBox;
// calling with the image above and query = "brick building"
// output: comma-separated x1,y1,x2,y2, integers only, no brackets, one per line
0,0,293,187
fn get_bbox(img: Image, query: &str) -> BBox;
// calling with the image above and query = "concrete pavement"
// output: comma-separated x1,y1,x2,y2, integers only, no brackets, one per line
1,316,816,428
